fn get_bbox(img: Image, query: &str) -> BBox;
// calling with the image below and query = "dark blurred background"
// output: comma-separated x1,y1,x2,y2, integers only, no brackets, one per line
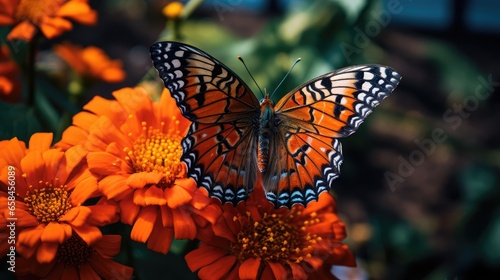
3,0,500,279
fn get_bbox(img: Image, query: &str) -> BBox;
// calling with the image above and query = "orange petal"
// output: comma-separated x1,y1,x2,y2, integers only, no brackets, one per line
40,17,72,39
113,87,154,126
36,241,59,263
56,144,88,184
119,195,140,225
172,208,196,240
198,255,236,280
41,149,64,183
71,111,99,133
73,224,102,245
289,262,307,279
69,173,100,205
239,257,261,280
261,264,276,280
327,244,357,267
189,187,211,210
268,262,288,280
89,253,134,279
60,264,79,279
29,133,53,152
55,123,89,150
302,192,335,215
130,206,156,243
185,243,228,272
38,261,61,280
82,96,125,123
0,137,26,168
98,174,132,200
18,224,45,258
164,184,192,208
126,172,163,189
101,67,126,83
59,206,91,227
88,116,131,149
20,150,44,188
78,263,101,280
188,203,222,225
133,188,147,205
57,1,97,25
14,209,39,228
212,212,238,243
87,204,119,226
92,235,122,258
7,22,36,41
304,256,323,270
87,152,125,176
40,222,72,243
147,220,173,254
144,185,167,205
158,89,190,134
160,204,173,227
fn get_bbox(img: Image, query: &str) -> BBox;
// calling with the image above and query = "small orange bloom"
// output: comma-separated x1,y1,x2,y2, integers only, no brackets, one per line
15,234,133,279
185,186,356,279
0,133,118,264
56,87,222,254
0,44,21,103
0,0,97,41
54,42,126,83
163,2,184,19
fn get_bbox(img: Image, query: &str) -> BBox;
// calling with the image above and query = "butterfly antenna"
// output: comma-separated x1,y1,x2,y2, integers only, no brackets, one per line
271,58,301,99
238,56,265,98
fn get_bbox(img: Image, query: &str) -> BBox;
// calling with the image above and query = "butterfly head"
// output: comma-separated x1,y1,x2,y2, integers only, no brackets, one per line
259,93,274,107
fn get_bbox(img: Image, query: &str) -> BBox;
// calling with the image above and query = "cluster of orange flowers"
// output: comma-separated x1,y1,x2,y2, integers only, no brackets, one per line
0,1,356,279
0,0,125,103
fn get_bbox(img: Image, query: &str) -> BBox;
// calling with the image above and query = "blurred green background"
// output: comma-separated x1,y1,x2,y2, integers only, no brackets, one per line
1,0,500,279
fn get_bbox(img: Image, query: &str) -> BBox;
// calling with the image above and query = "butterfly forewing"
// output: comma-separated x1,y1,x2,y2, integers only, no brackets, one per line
276,65,401,137
150,42,260,123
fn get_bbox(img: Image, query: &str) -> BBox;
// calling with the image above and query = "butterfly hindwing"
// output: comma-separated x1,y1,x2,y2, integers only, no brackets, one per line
150,42,261,204
264,65,401,206
263,130,343,208
182,121,259,204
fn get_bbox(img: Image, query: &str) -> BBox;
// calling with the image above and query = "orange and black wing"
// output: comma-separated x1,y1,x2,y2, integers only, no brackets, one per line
150,42,261,204
264,65,401,207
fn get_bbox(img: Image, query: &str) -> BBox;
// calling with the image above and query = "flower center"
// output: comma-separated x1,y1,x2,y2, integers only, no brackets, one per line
23,179,73,223
126,117,184,186
16,0,64,24
56,233,95,266
231,212,300,263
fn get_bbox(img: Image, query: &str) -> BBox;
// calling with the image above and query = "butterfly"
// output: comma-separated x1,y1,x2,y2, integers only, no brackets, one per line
150,41,401,208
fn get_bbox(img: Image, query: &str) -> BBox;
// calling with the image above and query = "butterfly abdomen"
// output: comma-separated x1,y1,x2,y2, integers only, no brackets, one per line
258,96,276,173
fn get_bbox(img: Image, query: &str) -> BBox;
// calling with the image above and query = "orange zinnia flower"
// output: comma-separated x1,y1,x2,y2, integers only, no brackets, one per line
0,0,97,41
0,44,21,103
15,234,133,279
56,87,222,254
185,186,356,279
54,42,126,83
0,133,118,264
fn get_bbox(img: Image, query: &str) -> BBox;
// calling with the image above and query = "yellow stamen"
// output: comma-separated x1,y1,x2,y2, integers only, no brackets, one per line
24,180,72,223
125,118,184,187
